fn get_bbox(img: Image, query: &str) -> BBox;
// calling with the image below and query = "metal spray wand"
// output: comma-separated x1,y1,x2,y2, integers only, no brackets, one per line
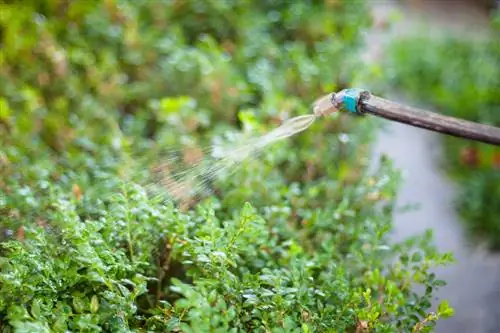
313,89,500,146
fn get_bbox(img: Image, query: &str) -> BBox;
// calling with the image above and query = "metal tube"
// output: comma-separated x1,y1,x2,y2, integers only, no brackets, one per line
359,95,500,146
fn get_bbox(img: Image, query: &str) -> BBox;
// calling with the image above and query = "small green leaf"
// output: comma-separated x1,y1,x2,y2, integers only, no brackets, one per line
159,96,196,115
31,299,41,319
90,295,99,314
72,295,86,314
437,300,454,318
0,98,11,120
411,252,422,263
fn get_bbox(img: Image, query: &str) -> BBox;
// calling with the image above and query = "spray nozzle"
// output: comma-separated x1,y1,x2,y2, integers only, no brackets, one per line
313,88,370,117
312,90,346,117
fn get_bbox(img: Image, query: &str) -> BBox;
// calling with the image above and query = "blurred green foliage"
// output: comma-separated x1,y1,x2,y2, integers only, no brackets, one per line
1,0,452,331
385,10,500,249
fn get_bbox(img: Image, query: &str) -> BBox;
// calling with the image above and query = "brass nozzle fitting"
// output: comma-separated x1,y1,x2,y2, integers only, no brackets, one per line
312,90,346,117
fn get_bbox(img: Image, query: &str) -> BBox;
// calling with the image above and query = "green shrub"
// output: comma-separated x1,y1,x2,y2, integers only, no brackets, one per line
1,0,453,331
384,11,500,249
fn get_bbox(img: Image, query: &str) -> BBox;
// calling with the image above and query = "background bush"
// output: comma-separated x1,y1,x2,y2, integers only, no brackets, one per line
384,10,500,249
1,0,453,331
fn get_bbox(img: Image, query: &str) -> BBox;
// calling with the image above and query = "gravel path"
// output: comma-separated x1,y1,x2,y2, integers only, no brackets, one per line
364,1,500,332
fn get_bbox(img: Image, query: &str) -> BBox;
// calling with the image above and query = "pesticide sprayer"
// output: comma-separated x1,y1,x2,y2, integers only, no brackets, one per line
313,88,500,146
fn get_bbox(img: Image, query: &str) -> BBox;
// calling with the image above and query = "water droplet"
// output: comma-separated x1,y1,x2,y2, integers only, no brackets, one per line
339,133,350,143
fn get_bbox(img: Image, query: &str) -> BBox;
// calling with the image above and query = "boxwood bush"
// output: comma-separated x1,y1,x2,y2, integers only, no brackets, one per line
384,10,500,249
1,1,453,331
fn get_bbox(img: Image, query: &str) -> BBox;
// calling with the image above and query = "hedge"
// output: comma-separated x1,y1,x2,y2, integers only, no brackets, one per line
0,1,453,331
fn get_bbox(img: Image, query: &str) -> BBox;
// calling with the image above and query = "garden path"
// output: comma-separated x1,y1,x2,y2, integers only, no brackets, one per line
364,1,500,332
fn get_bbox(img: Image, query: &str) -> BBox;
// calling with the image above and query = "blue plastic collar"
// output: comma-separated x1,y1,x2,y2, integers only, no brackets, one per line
343,88,365,114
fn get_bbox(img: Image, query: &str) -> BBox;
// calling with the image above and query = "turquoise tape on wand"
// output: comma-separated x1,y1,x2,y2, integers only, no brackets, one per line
342,88,366,114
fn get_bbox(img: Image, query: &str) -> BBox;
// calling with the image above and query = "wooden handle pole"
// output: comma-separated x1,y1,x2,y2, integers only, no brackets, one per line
360,95,500,146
